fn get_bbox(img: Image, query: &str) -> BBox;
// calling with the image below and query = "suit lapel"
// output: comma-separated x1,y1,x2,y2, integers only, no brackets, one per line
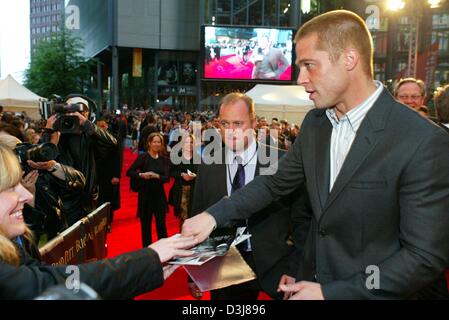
315,115,332,212
322,90,392,214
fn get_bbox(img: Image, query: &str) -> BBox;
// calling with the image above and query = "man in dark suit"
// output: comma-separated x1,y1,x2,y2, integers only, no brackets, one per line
191,92,299,299
183,10,449,299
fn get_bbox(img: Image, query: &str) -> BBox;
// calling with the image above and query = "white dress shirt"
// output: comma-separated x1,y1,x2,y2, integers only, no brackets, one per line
326,80,384,191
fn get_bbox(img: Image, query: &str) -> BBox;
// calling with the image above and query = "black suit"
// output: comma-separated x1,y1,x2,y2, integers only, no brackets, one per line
207,89,449,299
192,143,297,299
438,123,449,134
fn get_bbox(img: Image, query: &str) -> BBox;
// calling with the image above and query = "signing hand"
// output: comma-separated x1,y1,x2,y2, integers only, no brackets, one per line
277,275,296,300
181,212,216,243
278,281,324,300
148,234,197,263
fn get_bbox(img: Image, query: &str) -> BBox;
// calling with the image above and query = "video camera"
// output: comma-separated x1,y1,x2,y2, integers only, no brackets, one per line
14,142,60,175
39,94,97,135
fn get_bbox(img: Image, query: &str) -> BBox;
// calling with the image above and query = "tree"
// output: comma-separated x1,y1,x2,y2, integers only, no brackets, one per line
24,29,92,99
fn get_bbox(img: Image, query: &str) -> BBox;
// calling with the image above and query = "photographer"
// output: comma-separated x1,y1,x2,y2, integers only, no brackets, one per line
10,135,86,241
24,153,86,241
0,132,85,241
42,97,117,226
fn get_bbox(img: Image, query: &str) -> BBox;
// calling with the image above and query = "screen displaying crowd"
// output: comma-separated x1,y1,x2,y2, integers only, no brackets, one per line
203,26,293,81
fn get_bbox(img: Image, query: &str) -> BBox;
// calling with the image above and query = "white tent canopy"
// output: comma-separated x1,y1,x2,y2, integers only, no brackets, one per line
0,74,43,119
246,84,314,125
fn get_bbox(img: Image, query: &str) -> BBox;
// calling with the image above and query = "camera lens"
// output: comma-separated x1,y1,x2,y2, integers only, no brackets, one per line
27,143,59,163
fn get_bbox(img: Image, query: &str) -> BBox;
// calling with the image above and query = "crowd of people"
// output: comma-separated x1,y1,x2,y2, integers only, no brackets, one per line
1,9,449,300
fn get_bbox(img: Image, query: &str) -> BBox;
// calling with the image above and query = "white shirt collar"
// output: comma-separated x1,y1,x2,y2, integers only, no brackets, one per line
226,138,257,165
326,80,384,132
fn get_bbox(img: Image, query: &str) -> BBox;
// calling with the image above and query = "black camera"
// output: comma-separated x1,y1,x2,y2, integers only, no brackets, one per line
52,103,84,135
15,142,60,174
39,95,85,135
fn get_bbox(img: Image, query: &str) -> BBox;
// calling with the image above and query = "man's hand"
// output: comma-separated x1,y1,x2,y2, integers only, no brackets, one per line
45,115,58,129
27,160,57,171
111,177,120,185
278,281,324,300
264,71,277,79
69,112,87,126
148,234,197,263
277,274,296,300
181,212,217,243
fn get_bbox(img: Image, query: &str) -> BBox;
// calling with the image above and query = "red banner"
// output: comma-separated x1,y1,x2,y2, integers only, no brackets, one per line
39,203,110,265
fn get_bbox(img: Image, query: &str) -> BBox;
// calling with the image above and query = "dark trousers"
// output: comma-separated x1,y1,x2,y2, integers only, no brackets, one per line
140,210,168,247
210,250,261,300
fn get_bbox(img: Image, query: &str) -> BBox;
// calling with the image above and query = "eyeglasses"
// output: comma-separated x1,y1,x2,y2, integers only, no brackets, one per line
397,95,422,101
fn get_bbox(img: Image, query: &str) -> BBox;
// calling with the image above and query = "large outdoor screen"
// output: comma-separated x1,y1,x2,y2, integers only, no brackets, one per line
202,25,294,81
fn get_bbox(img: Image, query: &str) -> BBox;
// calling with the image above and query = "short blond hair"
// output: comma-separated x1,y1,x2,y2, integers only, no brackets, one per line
219,93,256,119
294,10,374,78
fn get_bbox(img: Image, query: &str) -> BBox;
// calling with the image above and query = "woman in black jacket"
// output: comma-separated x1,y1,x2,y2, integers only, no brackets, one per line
127,133,170,247
169,133,198,230
0,143,197,300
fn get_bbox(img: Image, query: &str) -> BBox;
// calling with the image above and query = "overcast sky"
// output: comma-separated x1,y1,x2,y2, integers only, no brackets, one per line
0,0,30,83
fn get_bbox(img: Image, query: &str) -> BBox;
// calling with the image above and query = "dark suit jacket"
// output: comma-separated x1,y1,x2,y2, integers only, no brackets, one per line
0,248,164,300
192,144,296,298
207,89,449,299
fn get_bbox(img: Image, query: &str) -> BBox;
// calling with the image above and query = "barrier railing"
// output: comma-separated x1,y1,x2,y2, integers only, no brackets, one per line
39,203,110,265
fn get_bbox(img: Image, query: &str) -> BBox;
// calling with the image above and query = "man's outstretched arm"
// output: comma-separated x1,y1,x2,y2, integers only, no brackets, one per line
182,134,306,242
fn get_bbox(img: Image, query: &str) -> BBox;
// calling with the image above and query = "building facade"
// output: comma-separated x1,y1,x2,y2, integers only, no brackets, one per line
66,0,449,111
30,0,65,52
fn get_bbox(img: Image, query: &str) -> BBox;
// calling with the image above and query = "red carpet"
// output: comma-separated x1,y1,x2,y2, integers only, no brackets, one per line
108,148,449,299
204,53,292,80
106,148,210,300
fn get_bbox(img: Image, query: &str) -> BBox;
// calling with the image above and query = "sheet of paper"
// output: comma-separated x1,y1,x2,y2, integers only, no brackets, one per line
184,246,257,292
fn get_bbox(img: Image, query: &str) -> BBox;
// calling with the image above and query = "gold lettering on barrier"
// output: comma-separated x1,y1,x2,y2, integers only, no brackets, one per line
42,209,109,265
64,246,75,264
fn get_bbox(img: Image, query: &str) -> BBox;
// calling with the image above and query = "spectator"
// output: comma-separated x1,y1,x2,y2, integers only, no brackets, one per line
434,84,449,133
394,78,427,113
127,133,170,247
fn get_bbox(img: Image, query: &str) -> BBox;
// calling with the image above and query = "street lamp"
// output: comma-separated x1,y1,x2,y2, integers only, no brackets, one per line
387,0,442,77
387,0,405,11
